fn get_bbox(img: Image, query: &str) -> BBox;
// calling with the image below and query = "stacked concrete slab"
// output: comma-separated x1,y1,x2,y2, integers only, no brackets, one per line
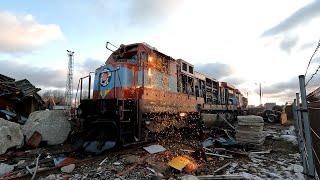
236,115,265,145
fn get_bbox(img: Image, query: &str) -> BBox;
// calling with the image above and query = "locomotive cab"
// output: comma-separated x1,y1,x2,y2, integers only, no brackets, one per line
76,44,147,150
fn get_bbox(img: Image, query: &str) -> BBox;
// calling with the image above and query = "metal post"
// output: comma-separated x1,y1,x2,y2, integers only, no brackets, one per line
88,74,91,99
293,97,308,178
114,71,116,99
299,75,316,179
296,93,304,140
80,78,83,101
259,83,262,105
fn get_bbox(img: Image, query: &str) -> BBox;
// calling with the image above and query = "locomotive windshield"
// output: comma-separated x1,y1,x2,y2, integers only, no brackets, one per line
112,44,138,64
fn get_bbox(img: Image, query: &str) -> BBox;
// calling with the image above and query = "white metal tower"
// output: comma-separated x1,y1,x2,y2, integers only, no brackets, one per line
65,50,74,110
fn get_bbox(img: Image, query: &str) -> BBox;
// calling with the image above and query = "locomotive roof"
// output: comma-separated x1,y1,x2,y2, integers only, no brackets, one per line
119,43,175,62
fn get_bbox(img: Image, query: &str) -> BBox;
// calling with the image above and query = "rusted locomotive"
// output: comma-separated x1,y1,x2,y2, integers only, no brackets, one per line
75,42,247,150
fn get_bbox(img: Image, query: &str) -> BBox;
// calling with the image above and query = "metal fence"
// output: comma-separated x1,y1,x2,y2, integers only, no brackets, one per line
309,100,320,176
292,75,318,180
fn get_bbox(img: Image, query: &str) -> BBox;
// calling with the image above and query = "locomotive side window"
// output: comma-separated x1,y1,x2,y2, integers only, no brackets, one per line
182,63,187,71
140,52,147,66
189,66,193,74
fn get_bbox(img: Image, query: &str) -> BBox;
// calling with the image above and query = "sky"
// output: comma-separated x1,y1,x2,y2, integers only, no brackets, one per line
1,0,320,105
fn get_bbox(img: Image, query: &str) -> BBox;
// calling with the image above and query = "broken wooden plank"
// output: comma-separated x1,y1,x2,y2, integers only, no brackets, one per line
197,174,245,179
219,116,235,130
180,149,195,153
99,156,108,166
213,162,232,174
116,163,139,177
249,149,271,155
205,152,233,159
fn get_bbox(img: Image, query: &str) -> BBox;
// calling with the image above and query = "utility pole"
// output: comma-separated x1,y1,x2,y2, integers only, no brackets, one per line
259,83,262,106
65,50,74,111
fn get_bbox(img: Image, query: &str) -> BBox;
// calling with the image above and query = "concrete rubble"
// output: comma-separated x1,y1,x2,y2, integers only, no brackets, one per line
0,118,24,155
61,164,76,173
279,125,298,145
0,163,14,176
143,144,166,154
236,115,265,145
23,110,71,145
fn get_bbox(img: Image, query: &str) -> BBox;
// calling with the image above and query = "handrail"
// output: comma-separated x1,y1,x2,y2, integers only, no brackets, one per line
106,41,118,52
74,72,94,107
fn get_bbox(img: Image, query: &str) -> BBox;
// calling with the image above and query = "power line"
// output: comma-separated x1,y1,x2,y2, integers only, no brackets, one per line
305,63,320,87
304,40,320,77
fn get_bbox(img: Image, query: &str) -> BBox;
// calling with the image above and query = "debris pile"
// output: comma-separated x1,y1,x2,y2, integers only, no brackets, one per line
0,112,303,179
0,74,44,123
236,115,265,146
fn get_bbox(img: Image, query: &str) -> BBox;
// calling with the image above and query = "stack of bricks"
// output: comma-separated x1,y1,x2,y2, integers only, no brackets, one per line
236,115,265,146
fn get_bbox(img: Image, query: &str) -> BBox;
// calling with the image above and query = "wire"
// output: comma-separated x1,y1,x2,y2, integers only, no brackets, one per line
305,64,320,87
305,40,320,77
311,127,320,140
312,147,320,168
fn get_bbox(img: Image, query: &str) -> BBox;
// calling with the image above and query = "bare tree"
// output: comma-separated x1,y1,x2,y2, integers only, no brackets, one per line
41,90,65,106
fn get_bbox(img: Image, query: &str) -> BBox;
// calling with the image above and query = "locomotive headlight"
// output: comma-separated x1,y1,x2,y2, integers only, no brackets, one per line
148,68,152,76
179,112,187,117
148,56,153,62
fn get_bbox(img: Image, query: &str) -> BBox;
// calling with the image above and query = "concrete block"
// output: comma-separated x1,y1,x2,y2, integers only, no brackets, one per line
237,115,264,123
236,115,265,145
0,118,24,155
23,110,71,145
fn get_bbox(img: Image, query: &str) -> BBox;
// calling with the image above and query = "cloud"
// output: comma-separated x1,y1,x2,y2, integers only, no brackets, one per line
300,41,318,50
0,57,105,90
279,36,299,53
221,76,245,86
262,1,320,36
263,79,298,95
195,63,234,79
0,60,66,88
0,11,64,53
77,58,104,73
127,0,182,25
260,78,299,103
262,75,320,102
311,57,320,64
